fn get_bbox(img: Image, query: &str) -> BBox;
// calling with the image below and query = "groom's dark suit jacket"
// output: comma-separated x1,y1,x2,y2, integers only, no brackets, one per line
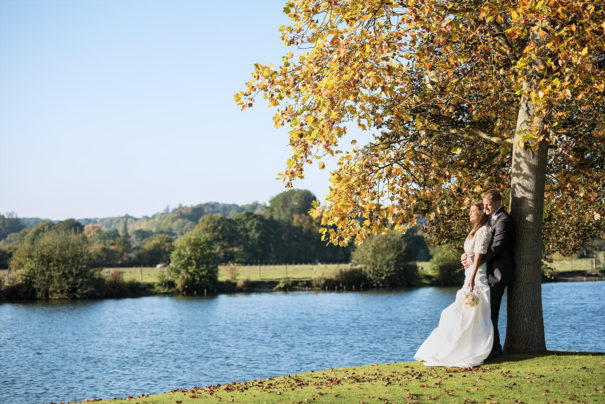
485,207,514,285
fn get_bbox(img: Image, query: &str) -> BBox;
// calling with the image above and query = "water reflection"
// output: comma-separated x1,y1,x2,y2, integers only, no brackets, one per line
0,282,602,404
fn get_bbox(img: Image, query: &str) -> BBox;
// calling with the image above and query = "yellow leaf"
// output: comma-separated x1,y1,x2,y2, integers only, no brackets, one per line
319,161,326,169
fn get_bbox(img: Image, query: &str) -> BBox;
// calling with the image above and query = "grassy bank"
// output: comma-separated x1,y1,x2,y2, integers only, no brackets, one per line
82,352,604,403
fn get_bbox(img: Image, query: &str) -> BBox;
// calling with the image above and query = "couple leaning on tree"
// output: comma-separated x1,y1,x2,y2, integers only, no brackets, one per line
415,190,514,367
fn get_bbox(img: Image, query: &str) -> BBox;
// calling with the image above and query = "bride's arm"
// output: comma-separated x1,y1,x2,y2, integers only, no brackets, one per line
467,252,484,291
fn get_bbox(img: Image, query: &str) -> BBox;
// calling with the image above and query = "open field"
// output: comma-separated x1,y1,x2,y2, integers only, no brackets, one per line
99,263,349,284
83,352,605,403
99,262,434,284
549,252,604,273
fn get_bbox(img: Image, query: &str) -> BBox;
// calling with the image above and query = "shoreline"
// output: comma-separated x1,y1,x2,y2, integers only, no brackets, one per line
75,352,605,404
544,269,605,283
1,269,602,301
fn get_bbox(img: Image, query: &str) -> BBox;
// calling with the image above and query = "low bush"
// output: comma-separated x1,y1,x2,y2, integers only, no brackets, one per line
311,276,328,289
12,230,99,299
334,266,368,289
236,278,251,292
352,232,418,287
157,270,175,290
273,278,293,291
103,270,148,298
167,233,218,295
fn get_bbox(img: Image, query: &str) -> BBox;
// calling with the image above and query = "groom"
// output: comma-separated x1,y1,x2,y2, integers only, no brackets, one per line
462,189,514,358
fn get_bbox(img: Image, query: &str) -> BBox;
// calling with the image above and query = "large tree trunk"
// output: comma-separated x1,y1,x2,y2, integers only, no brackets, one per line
505,86,548,352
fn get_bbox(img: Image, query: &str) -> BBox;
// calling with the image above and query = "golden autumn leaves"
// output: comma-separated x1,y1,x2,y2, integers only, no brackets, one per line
237,0,604,250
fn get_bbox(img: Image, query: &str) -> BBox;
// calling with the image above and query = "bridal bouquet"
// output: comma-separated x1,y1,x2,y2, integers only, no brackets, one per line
463,291,479,306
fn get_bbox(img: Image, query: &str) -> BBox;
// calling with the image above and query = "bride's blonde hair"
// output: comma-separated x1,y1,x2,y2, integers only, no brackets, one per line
470,202,489,237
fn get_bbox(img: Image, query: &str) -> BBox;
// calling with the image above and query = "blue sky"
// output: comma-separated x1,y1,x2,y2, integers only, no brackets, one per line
0,0,345,220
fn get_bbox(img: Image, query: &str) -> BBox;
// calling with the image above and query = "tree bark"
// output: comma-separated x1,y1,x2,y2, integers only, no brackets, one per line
505,84,548,352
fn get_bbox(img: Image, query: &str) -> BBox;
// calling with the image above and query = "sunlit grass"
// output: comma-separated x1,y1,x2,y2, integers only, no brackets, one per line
97,261,435,285
218,263,347,282
549,252,604,273
83,352,605,403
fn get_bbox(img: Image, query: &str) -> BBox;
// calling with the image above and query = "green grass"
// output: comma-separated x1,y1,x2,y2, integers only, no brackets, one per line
98,264,349,284
549,254,604,273
81,352,604,403
218,263,347,282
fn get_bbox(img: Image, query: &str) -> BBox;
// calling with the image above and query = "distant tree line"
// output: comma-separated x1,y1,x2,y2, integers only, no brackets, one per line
0,190,350,269
77,201,266,236
0,189,501,299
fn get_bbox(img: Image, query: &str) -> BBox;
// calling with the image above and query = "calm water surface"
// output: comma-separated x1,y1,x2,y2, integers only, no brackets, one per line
0,282,603,404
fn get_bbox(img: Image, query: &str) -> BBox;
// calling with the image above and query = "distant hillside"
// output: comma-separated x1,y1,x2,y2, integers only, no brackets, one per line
21,201,266,237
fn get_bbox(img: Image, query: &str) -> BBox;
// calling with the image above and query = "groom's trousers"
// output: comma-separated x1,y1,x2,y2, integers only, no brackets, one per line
489,283,507,353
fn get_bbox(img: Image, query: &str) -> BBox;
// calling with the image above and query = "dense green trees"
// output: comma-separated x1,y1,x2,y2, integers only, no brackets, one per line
1,190,363,299
170,190,352,265
403,226,431,262
54,219,84,234
233,211,275,264
77,202,265,236
0,213,25,241
1,191,356,272
0,190,486,300
194,214,243,263
133,234,174,267
269,189,317,222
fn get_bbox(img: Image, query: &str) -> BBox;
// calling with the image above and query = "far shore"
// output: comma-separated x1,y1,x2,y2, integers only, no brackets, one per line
1,261,603,300
547,269,605,282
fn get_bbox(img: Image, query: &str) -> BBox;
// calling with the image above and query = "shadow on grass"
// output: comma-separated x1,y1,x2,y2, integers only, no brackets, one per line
484,349,605,365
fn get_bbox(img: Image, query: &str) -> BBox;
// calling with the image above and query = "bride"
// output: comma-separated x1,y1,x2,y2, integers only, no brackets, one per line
414,202,494,367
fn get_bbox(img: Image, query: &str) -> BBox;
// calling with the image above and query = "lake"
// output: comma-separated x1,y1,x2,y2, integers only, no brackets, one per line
0,281,603,404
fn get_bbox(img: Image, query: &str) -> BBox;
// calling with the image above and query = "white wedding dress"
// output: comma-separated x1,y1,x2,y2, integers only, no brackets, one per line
414,225,494,367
